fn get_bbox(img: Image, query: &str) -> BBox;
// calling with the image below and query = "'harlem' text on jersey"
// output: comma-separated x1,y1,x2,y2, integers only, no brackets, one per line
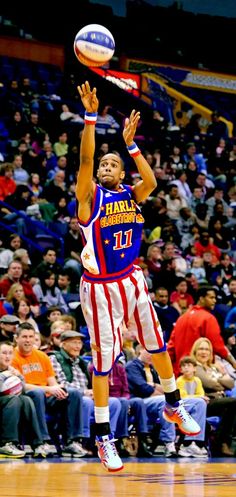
79,184,144,278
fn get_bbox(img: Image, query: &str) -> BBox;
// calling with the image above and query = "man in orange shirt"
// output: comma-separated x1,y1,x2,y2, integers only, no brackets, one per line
12,322,86,457
168,286,236,376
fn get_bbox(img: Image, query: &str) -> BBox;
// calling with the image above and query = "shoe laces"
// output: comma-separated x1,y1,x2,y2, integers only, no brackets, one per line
99,438,117,458
175,403,191,423
5,442,15,450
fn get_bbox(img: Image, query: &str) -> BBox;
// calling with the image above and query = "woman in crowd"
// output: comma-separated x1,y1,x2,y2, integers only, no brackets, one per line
191,337,236,456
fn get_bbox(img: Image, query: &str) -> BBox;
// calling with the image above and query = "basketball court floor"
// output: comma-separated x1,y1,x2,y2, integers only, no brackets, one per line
0,456,236,497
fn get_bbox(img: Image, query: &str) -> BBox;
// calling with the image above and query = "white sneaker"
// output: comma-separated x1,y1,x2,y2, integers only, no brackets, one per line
164,442,177,458
62,441,87,458
34,444,47,458
96,434,124,472
153,444,165,455
0,442,25,458
163,401,201,435
42,443,57,456
178,442,208,458
23,444,34,455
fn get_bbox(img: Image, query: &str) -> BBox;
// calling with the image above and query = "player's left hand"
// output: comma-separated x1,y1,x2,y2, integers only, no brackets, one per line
123,109,140,146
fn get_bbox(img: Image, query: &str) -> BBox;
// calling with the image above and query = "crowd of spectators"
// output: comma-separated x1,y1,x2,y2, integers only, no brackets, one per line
0,66,236,459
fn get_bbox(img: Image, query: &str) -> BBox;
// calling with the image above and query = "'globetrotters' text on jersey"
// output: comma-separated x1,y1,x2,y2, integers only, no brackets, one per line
78,184,144,279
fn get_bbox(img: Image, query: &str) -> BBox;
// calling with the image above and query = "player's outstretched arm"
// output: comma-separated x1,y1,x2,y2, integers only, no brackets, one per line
76,81,98,211
123,110,157,203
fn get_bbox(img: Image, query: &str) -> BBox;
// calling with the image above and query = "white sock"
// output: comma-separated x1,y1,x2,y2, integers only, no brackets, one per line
159,376,177,393
94,406,109,424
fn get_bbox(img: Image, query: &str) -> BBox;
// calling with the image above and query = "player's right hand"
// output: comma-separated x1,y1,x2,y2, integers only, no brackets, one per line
77,81,99,113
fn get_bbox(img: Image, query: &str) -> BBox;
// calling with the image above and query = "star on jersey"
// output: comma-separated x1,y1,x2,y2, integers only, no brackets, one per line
104,239,110,245
100,206,105,211
120,253,125,258
84,253,90,260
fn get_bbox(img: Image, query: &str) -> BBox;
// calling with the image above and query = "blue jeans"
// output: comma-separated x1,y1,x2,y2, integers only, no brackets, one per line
115,397,148,438
143,395,206,442
82,396,121,437
27,387,83,442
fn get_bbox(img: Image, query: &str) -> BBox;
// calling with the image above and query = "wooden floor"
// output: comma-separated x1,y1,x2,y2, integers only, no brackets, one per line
0,457,236,497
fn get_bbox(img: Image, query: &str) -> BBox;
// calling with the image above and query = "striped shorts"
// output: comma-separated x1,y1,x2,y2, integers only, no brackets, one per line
80,266,165,374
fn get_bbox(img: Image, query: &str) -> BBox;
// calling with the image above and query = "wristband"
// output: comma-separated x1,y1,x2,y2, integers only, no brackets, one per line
127,142,141,157
84,112,98,125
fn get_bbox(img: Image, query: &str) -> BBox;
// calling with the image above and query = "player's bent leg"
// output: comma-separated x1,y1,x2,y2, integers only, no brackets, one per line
163,401,201,435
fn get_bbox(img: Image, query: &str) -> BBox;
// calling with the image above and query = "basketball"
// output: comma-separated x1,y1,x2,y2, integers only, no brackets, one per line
0,371,23,396
74,24,115,67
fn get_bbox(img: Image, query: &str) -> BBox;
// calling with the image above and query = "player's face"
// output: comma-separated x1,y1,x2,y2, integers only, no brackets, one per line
97,154,125,189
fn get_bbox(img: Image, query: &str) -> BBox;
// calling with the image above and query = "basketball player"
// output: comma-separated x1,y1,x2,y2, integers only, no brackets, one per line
76,81,200,472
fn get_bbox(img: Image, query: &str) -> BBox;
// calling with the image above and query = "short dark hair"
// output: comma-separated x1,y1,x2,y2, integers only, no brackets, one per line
196,286,215,301
180,356,197,368
16,322,35,336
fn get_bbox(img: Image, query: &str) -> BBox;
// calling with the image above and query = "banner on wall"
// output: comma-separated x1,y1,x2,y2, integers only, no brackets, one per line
90,68,141,97
121,57,236,95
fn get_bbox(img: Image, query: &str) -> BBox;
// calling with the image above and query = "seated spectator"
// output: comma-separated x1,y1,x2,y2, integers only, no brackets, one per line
60,104,83,124
0,260,38,307
183,142,207,174
53,132,69,158
60,314,77,330
223,277,236,308
0,163,16,201
48,319,67,352
108,359,153,457
195,203,209,231
153,287,179,342
30,248,63,285
176,356,208,457
49,330,121,455
190,256,207,284
126,346,207,458
206,188,229,218
28,173,43,198
33,270,69,314
208,217,231,253
0,315,20,342
170,277,194,315
0,233,22,274
194,232,221,263
12,154,29,186
0,341,46,458
162,241,188,277
95,105,120,140
63,217,83,284
145,244,162,278
170,170,192,204
12,322,86,457
191,337,236,456
176,207,196,250
165,184,188,221
13,298,40,333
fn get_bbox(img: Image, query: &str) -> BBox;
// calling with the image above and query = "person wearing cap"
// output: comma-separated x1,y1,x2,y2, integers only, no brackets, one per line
0,315,20,342
11,322,86,458
49,331,122,454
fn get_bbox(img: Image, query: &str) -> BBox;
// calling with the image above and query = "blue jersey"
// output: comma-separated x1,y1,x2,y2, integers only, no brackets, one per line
79,183,144,280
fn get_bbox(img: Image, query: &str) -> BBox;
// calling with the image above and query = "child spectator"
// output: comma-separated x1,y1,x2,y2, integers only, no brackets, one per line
176,355,208,458
190,256,207,283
